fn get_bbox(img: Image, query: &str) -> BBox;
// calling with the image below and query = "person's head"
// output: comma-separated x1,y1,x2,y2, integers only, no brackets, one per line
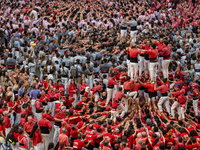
62,127,66,134
178,137,183,143
47,142,54,150
27,116,32,123
59,142,65,150
0,118,5,126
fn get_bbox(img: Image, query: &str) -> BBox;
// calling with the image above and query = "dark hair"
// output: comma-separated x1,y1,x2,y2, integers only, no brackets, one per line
47,142,54,150
30,124,39,138
60,142,65,150
0,118,4,126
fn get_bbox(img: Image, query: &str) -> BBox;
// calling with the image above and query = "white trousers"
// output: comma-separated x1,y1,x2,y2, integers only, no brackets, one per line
138,90,144,98
111,104,126,122
106,88,113,105
130,62,138,80
144,92,149,104
111,110,117,123
73,94,77,105
33,143,42,150
158,57,163,72
61,77,68,94
5,128,11,137
193,100,198,116
19,148,27,150
118,103,126,118
25,134,31,149
130,30,137,43
53,125,60,145
139,56,144,76
157,96,170,114
121,30,127,37
149,62,157,82
48,102,55,116
127,60,131,77
15,113,21,124
171,101,180,117
113,85,119,98
30,10,38,20
128,91,138,99
162,59,170,78
179,106,185,120
124,98,129,112
41,134,50,150
94,93,99,102
144,60,149,74
88,75,93,89
31,99,36,115
35,112,42,121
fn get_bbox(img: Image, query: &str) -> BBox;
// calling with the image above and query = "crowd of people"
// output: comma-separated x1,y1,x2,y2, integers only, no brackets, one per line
0,0,200,150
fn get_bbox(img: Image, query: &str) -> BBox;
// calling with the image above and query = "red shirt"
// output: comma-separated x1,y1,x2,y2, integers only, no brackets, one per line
18,135,28,149
114,73,121,81
41,80,48,89
144,83,155,93
174,143,184,150
103,133,115,143
3,116,11,128
20,118,26,127
85,133,97,146
165,138,174,147
40,94,50,103
145,49,158,59
31,130,42,146
131,83,142,92
114,91,126,100
73,139,86,149
108,77,117,87
48,90,56,99
15,101,22,113
46,113,55,121
174,80,183,89
154,84,168,93
129,49,141,58
186,144,199,150
193,88,200,99
35,100,43,110
68,84,77,97
159,46,171,59
23,122,35,133
112,99,120,109
70,129,78,138
38,118,52,129
0,125,5,136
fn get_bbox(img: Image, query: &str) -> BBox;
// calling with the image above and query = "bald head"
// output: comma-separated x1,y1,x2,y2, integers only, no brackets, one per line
62,127,66,134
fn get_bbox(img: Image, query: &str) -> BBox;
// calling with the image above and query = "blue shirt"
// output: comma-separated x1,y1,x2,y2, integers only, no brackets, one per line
18,88,23,97
30,89,40,99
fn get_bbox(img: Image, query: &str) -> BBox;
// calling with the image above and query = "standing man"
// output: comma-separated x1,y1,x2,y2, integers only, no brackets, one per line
106,73,118,105
124,16,137,43
6,53,16,75
121,17,128,43
154,78,171,114
140,44,158,82
24,116,35,149
35,94,44,121
154,38,164,72
29,84,40,114
159,41,171,78
191,83,199,116
129,45,141,80
38,113,52,150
